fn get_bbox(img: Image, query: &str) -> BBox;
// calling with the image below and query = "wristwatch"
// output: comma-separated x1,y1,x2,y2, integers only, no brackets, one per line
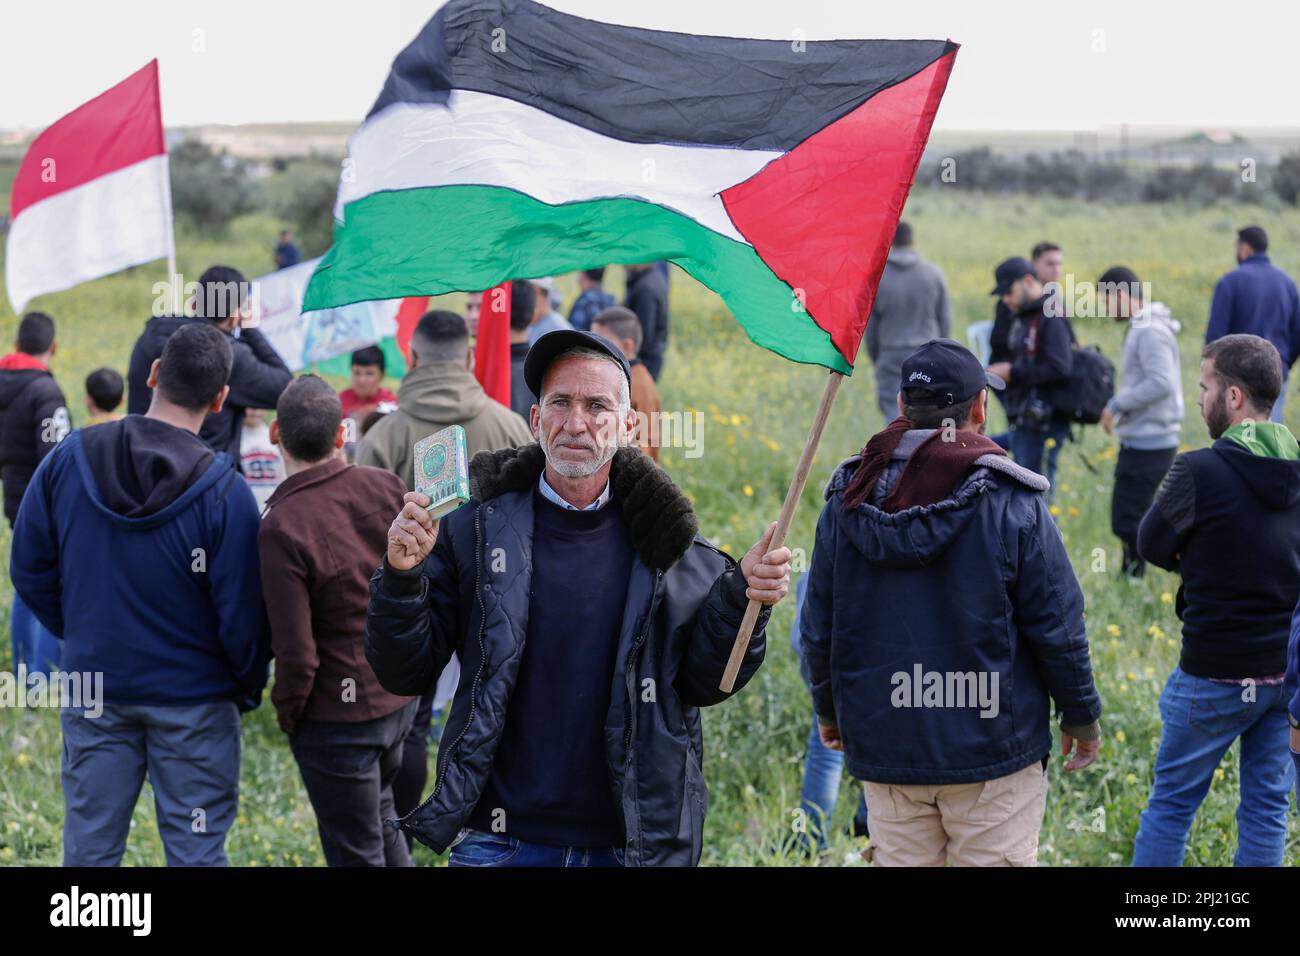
1289,712,1300,730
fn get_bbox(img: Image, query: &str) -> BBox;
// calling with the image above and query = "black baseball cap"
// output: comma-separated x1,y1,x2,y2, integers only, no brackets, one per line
523,328,633,399
900,339,1005,406
991,256,1035,295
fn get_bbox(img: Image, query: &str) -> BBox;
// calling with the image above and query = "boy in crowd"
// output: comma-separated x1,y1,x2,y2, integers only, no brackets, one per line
339,346,397,459
84,367,125,426
240,408,286,512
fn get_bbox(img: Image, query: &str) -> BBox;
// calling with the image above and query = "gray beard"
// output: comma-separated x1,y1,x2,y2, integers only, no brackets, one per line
539,432,619,478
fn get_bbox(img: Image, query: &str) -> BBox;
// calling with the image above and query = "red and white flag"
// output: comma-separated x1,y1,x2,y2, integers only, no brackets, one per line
5,60,173,313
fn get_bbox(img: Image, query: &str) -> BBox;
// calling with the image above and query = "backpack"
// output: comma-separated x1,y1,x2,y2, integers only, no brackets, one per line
1052,343,1115,425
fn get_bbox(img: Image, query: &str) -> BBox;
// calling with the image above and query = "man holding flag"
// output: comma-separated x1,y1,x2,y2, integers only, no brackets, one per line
308,0,960,863
368,329,791,866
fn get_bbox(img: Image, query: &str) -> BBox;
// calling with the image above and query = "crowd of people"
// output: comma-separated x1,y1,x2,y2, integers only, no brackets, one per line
2,222,1299,867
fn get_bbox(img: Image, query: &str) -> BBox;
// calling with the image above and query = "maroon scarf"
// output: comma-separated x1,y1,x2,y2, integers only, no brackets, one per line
841,417,1007,513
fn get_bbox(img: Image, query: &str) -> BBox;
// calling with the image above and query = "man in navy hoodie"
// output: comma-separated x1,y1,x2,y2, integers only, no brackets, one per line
1205,226,1300,423
10,322,269,867
803,340,1101,867
1134,333,1300,866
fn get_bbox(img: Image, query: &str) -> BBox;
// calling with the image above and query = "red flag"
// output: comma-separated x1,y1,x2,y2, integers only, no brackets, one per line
394,296,429,363
474,282,511,407
6,60,173,312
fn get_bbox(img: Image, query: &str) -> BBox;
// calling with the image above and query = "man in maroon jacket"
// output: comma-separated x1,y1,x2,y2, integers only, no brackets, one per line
259,375,416,866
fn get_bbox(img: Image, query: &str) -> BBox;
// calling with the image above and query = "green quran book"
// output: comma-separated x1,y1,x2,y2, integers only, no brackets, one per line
413,425,470,519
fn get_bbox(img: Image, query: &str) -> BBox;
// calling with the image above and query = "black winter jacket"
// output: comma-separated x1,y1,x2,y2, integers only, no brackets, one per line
1004,295,1074,425
127,315,292,460
364,444,768,865
1138,438,1300,679
802,432,1102,786
0,359,69,526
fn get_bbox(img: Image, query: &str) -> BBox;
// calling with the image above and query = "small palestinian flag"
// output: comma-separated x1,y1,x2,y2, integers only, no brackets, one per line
304,0,957,374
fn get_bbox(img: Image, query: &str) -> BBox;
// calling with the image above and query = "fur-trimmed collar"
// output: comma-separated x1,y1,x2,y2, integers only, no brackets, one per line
468,443,699,571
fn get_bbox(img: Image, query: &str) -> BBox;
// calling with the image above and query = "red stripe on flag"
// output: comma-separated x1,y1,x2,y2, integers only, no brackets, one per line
474,283,512,408
720,49,958,367
10,60,166,219
394,296,430,363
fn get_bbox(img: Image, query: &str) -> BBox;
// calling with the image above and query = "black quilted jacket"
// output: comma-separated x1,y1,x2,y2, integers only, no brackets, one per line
364,444,768,866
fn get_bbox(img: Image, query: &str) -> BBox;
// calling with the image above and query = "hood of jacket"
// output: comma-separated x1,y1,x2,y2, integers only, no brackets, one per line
825,428,1049,568
74,415,227,524
1212,434,1300,510
886,247,920,269
469,442,697,570
0,359,51,409
397,361,490,425
1133,301,1181,335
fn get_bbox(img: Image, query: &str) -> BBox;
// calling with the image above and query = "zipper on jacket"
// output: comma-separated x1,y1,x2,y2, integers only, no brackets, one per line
395,503,490,830
623,570,662,754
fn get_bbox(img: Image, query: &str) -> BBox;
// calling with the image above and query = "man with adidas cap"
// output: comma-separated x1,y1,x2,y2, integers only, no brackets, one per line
800,338,1102,866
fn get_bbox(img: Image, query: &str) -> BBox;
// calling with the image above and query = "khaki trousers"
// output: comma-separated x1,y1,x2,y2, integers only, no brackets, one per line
861,762,1047,867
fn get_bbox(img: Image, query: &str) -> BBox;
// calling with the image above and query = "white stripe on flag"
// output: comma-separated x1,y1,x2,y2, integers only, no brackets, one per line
340,91,782,245
5,154,172,312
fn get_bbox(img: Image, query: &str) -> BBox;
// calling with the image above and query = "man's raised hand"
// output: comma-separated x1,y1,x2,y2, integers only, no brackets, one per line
387,492,438,571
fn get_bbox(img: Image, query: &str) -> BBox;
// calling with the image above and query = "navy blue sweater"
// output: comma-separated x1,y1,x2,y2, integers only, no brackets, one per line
468,491,633,846
1207,254,1300,368
9,416,270,707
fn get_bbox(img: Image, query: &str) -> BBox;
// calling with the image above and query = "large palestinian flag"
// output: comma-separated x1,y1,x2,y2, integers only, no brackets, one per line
303,0,957,374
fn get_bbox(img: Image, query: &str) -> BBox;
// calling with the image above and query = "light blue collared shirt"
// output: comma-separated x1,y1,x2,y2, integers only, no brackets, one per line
538,473,611,511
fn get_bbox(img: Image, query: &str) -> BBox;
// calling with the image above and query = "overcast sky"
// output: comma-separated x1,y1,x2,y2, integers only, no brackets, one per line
3,0,1296,132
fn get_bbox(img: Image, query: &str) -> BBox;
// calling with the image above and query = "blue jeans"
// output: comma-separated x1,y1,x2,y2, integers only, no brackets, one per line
61,701,241,866
800,712,868,849
1270,369,1288,423
11,592,60,674
1132,667,1295,867
1008,421,1070,493
448,828,624,867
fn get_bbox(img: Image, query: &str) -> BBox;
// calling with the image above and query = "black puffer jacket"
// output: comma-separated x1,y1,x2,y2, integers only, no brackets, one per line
127,315,292,460
365,444,768,866
0,358,69,526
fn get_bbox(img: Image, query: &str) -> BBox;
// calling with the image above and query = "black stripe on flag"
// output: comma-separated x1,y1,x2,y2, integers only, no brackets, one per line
370,0,955,152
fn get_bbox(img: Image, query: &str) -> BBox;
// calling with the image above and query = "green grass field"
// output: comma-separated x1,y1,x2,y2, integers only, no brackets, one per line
1,190,1298,866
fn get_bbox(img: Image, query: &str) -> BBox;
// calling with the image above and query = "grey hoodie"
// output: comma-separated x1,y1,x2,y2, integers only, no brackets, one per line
1110,302,1184,449
865,246,951,361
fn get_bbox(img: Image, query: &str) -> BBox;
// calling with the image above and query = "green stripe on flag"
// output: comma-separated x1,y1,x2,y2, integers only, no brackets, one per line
304,184,853,374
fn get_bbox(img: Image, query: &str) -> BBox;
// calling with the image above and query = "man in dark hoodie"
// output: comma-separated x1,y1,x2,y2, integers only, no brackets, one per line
0,311,69,674
1134,333,1300,867
11,322,269,866
802,339,1101,867
127,265,292,462
864,222,951,422
986,257,1074,489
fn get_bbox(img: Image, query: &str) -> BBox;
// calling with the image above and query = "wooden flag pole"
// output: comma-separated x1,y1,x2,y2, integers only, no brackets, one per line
720,369,845,693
